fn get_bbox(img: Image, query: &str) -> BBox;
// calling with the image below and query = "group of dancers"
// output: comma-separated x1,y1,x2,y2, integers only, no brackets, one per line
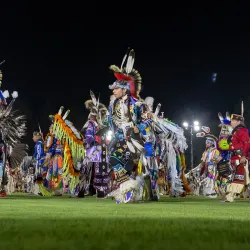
186,108,250,202
0,49,249,203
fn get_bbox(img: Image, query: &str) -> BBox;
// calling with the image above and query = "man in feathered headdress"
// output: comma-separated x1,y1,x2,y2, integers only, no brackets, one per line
107,49,153,203
73,91,109,198
196,126,222,198
224,102,250,202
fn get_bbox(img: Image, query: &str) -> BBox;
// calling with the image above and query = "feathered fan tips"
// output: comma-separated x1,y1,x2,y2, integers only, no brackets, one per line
8,143,28,169
0,112,26,147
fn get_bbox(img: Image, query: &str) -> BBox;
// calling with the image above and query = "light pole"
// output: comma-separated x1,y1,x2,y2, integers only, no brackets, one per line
183,121,200,169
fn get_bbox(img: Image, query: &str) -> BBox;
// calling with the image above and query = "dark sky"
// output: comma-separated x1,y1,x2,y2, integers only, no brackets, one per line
1,5,250,165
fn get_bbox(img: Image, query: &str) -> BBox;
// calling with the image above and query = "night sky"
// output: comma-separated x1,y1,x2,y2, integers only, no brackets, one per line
1,5,250,166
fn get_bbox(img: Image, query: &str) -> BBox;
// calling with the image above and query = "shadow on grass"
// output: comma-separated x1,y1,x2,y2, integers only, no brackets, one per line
0,217,249,250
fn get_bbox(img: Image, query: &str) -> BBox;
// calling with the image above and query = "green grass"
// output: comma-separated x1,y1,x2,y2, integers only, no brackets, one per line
0,195,250,250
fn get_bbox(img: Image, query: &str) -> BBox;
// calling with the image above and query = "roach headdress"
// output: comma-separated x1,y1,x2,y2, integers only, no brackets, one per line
109,49,142,99
84,90,107,123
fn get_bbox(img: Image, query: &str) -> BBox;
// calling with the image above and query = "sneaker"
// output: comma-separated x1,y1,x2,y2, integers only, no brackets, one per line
124,191,133,203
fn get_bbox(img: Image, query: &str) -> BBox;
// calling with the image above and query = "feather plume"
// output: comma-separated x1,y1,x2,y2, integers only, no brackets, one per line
90,90,97,106
62,110,70,120
154,103,161,116
11,91,18,99
2,90,9,99
226,112,231,121
218,112,224,123
0,104,26,147
120,51,128,71
8,143,28,169
125,49,135,74
241,101,244,116
58,106,64,115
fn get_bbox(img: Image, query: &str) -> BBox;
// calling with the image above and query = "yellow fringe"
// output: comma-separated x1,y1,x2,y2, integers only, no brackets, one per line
69,176,79,191
53,114,85,164
38,183,52,196
63,142,80,177
137,160,142,175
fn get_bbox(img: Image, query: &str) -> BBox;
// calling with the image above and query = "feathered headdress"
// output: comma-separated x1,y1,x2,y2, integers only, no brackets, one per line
218,112,231,125
109,49,142,99
196,126,218,143
84,91,107,126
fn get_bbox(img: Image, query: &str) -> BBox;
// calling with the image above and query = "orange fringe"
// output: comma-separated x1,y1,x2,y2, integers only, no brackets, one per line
64,142,80,176
54,114,83,144
181,170,192,193
180,153,186,170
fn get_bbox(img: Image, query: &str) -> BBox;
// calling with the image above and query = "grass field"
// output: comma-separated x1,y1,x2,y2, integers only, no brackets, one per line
0,195,250,250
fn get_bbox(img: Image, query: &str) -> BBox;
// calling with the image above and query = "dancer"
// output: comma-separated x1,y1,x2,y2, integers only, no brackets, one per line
32,131,48,195
73,91,109,198
50,106,85,194
196,126,222,198
107,49,148,203
225,103,250,202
